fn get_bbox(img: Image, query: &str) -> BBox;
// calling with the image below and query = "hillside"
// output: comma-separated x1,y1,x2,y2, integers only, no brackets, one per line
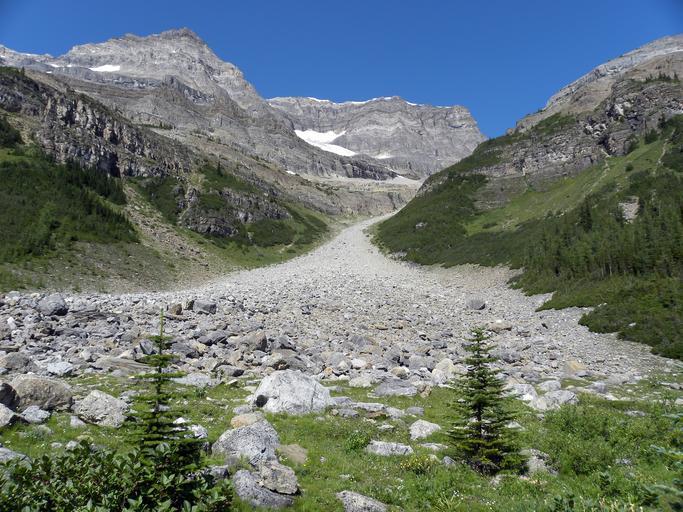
376,53,683,359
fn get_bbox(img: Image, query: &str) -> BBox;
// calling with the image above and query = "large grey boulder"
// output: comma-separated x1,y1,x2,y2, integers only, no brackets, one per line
11,375,73,411
193,300,217,315
74,390,128,427
212,420,280,465
37,294,68,316
365,440,413,456
252,370,332,415
409,419,442,440
232,469,294,509
258,460,298,495
0,446,27,464
372,379,417,397
336,491,388,512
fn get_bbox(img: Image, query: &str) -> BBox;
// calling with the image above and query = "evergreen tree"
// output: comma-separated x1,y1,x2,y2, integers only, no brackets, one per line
447,328,523,475
133,310,203,477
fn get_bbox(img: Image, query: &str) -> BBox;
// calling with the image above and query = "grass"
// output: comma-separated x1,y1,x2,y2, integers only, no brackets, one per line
1,374,680,511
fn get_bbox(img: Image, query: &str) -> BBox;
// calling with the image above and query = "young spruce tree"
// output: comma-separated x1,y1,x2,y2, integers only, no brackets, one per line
448,328,522,475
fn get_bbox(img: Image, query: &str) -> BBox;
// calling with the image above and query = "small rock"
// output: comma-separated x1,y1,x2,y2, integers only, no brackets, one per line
212,420,280,465
258,460,298,494
409,419,442,440
74,390,128,428
46,361,75,377
336,490,388,512
232,469,294,509
365,440,413,456
193,300,217,315
37,294,68,316
21,405,50,424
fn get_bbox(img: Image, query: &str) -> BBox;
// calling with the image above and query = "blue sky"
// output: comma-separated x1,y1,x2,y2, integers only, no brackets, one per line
1,0,681,136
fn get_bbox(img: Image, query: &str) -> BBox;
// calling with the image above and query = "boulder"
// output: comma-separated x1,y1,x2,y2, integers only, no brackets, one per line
538,380,562,393
365,440,413,456
46,361,75,377
232,470,294,509
348,373,380,388
0,353,38,373
37,294,68,316
212,420,280,465
193,300,217,315
21,405,50,424
336,491,388,512
74,390,128,427
11,375,73,411
409,419,442,440
0,382,19,410
230,412,264,428
372,379,417,397
466,299,486,311
0,446,27,464
252,370,332,415
531,390,578,411
258,460,298,494
0,403,24,428
172,372,215,388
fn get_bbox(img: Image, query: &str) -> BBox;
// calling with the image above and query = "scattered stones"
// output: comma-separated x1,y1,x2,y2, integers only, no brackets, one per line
336,490,388,512
74,390,129,428
365,440,414,456
11,375,73,411
252,370,332,415
409,419,442,440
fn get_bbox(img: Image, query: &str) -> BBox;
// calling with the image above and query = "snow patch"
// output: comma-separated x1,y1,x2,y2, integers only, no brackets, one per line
294,129,356,157
286,170,297,175
89,64,121,73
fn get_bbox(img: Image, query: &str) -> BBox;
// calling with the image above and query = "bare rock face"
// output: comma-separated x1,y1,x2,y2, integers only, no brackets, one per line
269,96,486,178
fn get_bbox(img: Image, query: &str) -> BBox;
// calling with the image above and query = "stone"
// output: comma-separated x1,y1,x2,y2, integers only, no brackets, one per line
230,412,264,428
348,373,380,388
372,379,417,397
277,444,308,465
0,403,24,428
70,415,86,428
0,382,19,410
258,460,298,494
11,375,73,411
21,405,50,424
365,440,413,456
172,372,215,388
252,370,332,415
521,448,556,475
0,353,38,373
168,303,183,315
232,470,294,509
508,383,538,402
538,380,561,393
486,319,513,333
409,419,442,440
74,390,129,427
212,420,280,465
46,361,75,377
193,300,217,314
431,358,460,385
466,299,486,310
0,446,27,463
406,406,424,416
216,365,245,378
37,293,68,316
531,389,578,411
336,490,388,512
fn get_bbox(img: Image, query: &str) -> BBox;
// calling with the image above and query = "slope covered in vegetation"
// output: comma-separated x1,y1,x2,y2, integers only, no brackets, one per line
376,117,683,358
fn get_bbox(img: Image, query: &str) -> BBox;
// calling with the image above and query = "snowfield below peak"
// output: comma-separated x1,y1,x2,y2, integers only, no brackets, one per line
294,129,357,157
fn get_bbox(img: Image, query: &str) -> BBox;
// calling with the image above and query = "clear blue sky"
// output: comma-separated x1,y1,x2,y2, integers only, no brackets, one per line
1,0,681,136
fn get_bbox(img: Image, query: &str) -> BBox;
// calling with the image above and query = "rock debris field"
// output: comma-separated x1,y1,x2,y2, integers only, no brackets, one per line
0,216,680,509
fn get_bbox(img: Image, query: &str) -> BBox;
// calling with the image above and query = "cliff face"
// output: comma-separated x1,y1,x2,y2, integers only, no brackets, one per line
268,96,485,178
0,68,193,178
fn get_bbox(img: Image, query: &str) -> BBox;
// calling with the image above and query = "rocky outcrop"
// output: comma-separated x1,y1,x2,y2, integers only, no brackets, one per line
269,96,486,177
0,68,194,178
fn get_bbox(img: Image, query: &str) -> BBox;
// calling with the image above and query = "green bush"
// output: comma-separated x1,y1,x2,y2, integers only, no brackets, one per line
0,442,232,511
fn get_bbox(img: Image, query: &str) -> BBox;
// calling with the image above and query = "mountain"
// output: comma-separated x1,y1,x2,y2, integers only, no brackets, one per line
0,28,482,182
375,35,683,359
268,95,485,178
